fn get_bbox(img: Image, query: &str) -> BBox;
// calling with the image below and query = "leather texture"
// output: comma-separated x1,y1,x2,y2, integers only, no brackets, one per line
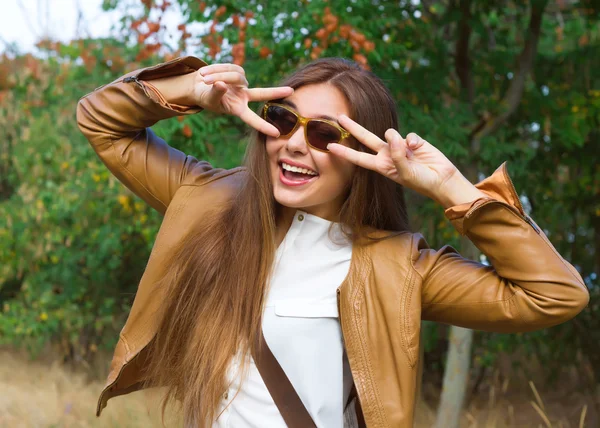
76,56,590,427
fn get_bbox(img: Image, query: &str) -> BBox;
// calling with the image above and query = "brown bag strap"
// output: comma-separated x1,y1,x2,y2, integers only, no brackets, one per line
252,330,317,428
347,384,367,428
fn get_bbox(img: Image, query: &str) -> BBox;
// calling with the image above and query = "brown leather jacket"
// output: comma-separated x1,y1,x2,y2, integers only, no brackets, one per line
76,57,590,427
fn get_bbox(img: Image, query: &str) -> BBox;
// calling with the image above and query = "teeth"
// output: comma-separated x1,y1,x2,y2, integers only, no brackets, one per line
281,162,318,176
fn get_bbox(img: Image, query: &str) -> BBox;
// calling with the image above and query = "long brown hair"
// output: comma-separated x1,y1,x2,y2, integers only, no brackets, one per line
144,57,409,426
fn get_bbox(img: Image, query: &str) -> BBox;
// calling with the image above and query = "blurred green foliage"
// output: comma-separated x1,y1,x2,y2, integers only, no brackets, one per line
0,0,598,384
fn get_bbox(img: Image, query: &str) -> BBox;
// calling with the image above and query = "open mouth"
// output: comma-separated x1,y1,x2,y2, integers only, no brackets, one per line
279,161,319,186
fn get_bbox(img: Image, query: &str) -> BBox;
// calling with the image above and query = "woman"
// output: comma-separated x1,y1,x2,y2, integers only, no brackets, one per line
77,55,589,427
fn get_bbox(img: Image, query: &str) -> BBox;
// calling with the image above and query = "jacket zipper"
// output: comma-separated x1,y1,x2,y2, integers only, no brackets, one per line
122,75,153,100
503,168,525,214
464,199,541,235
502,166,541,234
524,215,541,234
93,56,190,93
464,163,541,235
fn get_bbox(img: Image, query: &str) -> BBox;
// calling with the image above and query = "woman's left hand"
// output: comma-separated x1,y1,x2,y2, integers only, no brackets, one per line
327,115,485,207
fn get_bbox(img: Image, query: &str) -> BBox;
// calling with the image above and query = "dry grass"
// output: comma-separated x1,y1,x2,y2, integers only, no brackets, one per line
0,350,182,428
0,350,596,427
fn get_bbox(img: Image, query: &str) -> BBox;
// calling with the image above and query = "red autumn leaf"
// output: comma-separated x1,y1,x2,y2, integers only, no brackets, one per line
363,40,375,52
325,22,337,33
183,124,192,137
259,47,271,58
339,25,351,39
353,53,367,66
215,5,226,18
147,22,160,33
310,46,323,60
350,31,366,44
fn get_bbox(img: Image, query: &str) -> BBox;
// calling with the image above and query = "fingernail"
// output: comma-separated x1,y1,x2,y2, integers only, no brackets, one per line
199,66,208,75
203,76,214,83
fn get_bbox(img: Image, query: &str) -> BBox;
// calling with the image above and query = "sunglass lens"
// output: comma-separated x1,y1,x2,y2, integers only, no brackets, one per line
265,105,297,135
307,121,342,151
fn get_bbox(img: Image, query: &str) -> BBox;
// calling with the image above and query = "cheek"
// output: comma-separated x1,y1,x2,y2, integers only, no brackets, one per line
266,138,284,167
265,137,278,158
320,156,355,193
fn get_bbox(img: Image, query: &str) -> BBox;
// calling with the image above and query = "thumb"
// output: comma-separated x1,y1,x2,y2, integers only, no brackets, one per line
203,81,228,109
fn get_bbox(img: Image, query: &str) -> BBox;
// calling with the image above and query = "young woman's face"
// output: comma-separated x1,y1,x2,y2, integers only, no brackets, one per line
266,83,356,220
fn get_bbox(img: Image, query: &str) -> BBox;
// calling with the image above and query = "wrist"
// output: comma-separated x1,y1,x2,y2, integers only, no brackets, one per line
433,170,488,209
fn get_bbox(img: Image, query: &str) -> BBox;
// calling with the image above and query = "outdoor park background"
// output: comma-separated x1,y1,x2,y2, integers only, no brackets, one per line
0,0,598,426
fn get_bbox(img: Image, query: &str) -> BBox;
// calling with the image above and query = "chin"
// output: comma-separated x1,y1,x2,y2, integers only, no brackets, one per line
273,189,314,210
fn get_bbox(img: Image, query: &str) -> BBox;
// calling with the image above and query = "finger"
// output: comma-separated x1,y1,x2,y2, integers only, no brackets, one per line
338,114,386,153
327,143,379,171
246,86,294,102
239,107,280,137
202,71,248,86
203,82,228,107
406,132,425,150
386,128,409,166
199,63,245,76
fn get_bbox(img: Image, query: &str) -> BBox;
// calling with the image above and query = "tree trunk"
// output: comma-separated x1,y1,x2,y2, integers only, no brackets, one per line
434,0,547,424
434,238,478,428
434,326,473,428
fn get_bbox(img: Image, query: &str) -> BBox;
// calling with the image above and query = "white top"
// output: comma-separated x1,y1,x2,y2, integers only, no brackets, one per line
213,210,354,428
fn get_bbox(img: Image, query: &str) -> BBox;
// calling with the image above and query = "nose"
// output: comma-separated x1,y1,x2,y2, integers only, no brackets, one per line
285,125,309,155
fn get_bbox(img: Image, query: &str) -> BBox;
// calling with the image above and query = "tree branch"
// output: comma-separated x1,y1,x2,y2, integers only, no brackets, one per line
455,0,474,106
471,0,549,144
420,0,438,25
17,0,40,39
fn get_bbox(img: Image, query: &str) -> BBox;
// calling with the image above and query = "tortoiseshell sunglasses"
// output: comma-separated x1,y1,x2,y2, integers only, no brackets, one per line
262,102,351,152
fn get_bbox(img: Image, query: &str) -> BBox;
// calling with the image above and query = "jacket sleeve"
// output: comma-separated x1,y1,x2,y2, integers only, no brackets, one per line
76,56,218,215
415,162,589,333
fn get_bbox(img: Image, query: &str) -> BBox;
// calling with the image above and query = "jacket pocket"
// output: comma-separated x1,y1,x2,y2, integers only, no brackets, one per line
273,299,339,318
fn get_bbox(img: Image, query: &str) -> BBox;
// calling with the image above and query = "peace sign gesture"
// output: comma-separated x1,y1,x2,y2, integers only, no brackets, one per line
196,64,293,137
328,115,486,207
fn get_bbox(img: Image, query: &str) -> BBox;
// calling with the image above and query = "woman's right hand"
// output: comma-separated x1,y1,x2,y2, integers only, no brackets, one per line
191,63,293,137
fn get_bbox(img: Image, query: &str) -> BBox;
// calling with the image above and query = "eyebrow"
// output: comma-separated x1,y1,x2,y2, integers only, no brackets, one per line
278,99,338,123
